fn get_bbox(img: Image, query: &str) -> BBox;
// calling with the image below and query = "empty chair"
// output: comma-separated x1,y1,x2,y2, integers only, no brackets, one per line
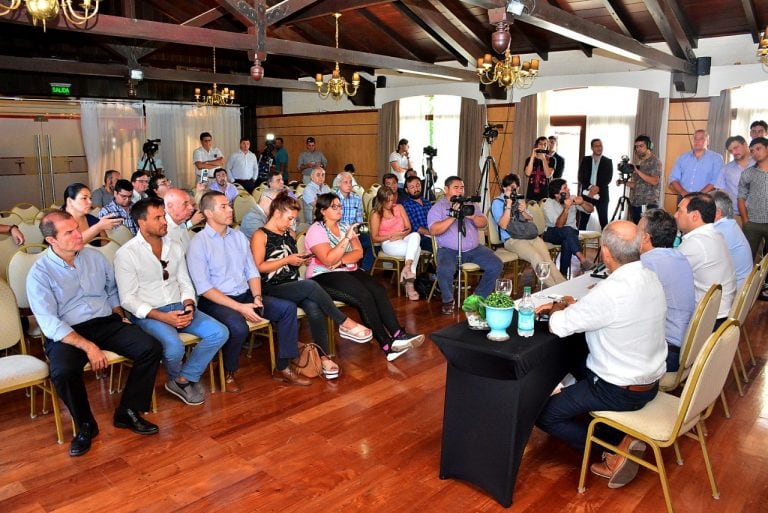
16,220,44,245
233,193,256,224
11,202,40,223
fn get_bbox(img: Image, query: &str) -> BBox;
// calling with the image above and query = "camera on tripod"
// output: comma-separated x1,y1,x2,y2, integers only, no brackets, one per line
617,155,635,182
143,139,160,155
448,195,479,219
483,124,503,143
423,146,438,158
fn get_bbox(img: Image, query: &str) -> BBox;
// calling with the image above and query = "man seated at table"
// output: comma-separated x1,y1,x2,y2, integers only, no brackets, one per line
710,190,752,292
535,220,667,489
637,209,695,371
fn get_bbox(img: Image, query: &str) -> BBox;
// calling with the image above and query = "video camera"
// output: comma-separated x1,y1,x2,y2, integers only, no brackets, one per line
617,155,635,179
448,195,479,219
503,192,525,202
143,138,160,155
483,123,503,143
423,146,438,158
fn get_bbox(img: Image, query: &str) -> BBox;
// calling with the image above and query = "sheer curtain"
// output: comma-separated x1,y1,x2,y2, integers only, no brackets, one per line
80,101,144,190
145,103,241,189
731,81,768,139
378,100,399,180
512,94,537,195
458,98,485,195
707,90,731,158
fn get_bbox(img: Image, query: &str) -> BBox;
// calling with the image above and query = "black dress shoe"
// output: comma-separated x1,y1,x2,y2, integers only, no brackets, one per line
113,408,159,435
69,422,99,457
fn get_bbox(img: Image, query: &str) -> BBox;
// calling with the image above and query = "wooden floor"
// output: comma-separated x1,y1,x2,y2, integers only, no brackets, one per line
2,271,767,513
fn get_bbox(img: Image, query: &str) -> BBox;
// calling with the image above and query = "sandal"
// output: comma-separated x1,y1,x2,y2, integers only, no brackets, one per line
405,281,420,301
400,268,416,282
321,357,340,379
339,323,373,343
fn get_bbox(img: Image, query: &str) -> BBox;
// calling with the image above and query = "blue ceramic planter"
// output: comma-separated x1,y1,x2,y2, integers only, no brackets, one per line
485,305,514,341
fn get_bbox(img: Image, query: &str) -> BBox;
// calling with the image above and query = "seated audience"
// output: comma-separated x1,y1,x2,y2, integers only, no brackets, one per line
164,188,204,252
369,187,422,300
98,179,138,235
304,193,424,362
491,173,565,287
91,169,120,208
302,166,332,224
711,190,752,291
332,163,359,189
131,170,150,203
27,211,162,457
536,220,666,489
541,178,594,277
208,168,238,204
401,175,433,252
637,209,695,371
62,182,123,244
146,174,171,199
252,192,375,378
336,170,374,271
186,191,308,389
382,172,408,204
427,176,503,315
115,198,228,406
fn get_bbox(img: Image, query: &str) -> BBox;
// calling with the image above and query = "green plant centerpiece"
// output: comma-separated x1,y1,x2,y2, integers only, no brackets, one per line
483,291,515,341
462,294,488,330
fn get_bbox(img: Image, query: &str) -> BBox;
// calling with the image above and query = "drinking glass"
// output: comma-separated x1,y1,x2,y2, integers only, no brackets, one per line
495,278,513,296
534,262,551,292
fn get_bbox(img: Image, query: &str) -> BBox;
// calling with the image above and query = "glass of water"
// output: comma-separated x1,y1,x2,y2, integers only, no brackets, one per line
495,278,513,296
534,262,551,292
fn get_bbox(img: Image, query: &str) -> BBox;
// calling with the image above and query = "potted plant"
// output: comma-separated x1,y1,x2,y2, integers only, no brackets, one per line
483,292,515,341
461,294,488,330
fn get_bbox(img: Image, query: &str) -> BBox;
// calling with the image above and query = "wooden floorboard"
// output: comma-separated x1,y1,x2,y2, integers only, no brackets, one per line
1,270,767,512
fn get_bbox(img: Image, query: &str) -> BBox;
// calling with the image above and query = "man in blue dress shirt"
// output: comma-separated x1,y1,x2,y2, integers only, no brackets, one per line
668,129,724,199
711,190,753,292
27,211,163,457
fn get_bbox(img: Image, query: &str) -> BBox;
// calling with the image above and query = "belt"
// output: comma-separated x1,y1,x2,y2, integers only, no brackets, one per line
620,381,658,392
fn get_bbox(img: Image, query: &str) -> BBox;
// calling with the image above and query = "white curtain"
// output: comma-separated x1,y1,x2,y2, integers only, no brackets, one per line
731,81,768,139
145,103,241,189
536,91,550,137
80,101,144,190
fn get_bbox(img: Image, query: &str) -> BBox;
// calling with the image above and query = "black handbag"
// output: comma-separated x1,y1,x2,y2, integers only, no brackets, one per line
496,200,538,240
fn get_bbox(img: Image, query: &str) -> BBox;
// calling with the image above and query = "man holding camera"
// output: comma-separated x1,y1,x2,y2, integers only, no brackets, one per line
427,176,503,315
625,135,662,223
542,179,595,277
226,137,259,193
577,138,613,229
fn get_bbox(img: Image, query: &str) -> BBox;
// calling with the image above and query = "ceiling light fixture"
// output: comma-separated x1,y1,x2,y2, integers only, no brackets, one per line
477,22,539,90
506,0,526,16
314,13,359,101
194,47,235,106
0,0,100,32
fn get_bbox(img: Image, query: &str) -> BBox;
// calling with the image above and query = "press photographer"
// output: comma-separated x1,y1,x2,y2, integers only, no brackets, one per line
621,135,662,223
137,138,164,176
427,176,503,315
542,178,595,278
389,138,413,187
491,173,565,287
257,134,276,186
524,136,555,201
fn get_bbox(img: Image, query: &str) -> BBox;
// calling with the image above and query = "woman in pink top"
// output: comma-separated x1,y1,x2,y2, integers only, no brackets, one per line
369,187,422,300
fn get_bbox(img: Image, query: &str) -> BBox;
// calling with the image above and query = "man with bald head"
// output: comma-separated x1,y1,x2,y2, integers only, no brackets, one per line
164,188,205,252
536,220,667,490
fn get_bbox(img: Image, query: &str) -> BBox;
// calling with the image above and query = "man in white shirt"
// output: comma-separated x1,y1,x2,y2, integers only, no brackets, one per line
193,131,224,182
114,198,228,406
163,188,204,253
536,220,667,489
226,137,259,193
389,138,412,187
675,192,737,323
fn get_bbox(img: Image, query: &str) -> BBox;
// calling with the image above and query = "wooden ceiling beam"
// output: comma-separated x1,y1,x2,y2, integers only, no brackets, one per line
741,0,761,44
213,0,259,27
2,12,477,80
280,1,393,25
514,22,550,61
601,0,639,40
402,0,486,61
266,0,323,25
432,0,488,49
394,1,469,66
644,0,696,59
357,9,424,61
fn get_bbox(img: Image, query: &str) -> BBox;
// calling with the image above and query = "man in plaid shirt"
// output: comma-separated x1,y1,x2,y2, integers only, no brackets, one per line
402,175,433,252
98,179,139,235
336,171,374,271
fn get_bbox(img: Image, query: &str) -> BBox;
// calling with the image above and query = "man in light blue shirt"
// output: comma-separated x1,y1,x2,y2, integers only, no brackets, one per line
302,166,332,224
26,211,162,456
336,170,373,271
711,190,752,292
637,209,695,372
715,135,753,217
669,129,724,197
186,191,306,389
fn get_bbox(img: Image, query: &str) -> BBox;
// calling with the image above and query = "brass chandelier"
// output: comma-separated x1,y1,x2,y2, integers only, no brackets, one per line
0,0,100,31
476,22,539,90
194,47,235,106
315,13,360,101
758,26,768,72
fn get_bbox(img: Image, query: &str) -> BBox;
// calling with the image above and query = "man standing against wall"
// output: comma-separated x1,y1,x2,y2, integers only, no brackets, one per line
577,138,613,229
226,137,258,193
716,136,753,225
274,137,289,183
297,137,327,185
668,129,724,200
193,132,225,182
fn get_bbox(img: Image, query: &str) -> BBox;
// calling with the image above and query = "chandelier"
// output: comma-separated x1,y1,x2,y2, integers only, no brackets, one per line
0,0,100,31
758,27,768,72
194,47,235,106
476,22,539,90
315,13,359,101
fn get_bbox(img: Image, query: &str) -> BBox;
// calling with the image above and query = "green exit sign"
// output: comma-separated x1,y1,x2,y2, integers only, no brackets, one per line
50,82,71,95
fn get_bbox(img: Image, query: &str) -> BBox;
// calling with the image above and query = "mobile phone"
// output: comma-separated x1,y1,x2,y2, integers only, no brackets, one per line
255,306,264,317
200,169,209,183
299,252,313,259
535,149,547,154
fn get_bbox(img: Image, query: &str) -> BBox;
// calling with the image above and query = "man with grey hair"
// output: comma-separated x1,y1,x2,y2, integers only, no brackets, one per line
336,170,373,271
668,129,724,198
536,220,667,489
164,188,205,252
302,165,332,223
711,190,752,291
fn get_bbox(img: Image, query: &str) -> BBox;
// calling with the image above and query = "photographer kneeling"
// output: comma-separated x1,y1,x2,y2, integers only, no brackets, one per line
542,179,594,278
427,176,503,315
491,173,565,287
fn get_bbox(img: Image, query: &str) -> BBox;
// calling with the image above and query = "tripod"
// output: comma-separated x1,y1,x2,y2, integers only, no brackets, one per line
140,154,159,177
475,141,502,213
422,155,437,200
611,178,631,221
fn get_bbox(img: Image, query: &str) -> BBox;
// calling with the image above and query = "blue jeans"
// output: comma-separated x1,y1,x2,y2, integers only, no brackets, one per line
131,303,228,383
359,233,375,272
536,369,658,454
543,226,581,277
436,244,503,304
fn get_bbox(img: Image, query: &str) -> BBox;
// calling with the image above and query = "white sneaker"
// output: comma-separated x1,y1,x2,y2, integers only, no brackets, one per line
386,347,410,362
391,332,424,352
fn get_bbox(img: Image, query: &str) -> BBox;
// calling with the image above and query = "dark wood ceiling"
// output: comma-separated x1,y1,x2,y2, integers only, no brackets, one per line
0,0,765,94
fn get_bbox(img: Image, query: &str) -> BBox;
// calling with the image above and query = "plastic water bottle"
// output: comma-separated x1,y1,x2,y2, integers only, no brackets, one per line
517,286,535,338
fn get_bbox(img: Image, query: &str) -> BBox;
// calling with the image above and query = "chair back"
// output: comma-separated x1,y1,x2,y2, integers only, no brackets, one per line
251,188,263,203
109,224,134,245
17,221,44,245
434,189,445,202
34,207,60,221
679,284,722,372
0,278,24,352
368,183,381,195
526,202,547,235
0,211,23,226
485,208,504,246
7,244,48,309
296,233,307,279
233,194,257,224
676,320,741,435
362,191,376,220
352,184,365,197
728,264,761,324
89,237,121,265
11,203,40,223
0,235,20,281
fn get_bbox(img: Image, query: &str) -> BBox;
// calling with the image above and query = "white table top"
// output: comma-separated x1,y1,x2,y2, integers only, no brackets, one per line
517,271,604,309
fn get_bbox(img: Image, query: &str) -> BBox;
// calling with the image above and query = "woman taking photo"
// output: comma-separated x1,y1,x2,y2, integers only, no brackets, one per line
490,173,565,287
304,193,424,362
251,191,374,379
369,187,422,300
61,183,123,245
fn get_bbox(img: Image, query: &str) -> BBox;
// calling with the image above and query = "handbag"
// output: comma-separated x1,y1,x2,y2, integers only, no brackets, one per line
291,342,323,378
496,200,538,240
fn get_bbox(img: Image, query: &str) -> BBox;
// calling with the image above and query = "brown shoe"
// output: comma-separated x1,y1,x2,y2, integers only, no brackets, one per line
224,372,241,393
274,367,311,387
589,435,646,488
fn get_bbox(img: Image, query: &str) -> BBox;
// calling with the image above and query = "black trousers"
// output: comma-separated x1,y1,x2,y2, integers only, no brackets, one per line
44,314,162,430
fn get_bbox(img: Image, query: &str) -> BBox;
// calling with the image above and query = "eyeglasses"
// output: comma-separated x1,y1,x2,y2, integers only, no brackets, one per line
328,204,342,210
160,259,169,280
136,179,149,184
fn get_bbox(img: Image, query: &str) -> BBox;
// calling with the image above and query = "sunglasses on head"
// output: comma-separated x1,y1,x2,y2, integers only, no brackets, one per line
160,259,169,281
